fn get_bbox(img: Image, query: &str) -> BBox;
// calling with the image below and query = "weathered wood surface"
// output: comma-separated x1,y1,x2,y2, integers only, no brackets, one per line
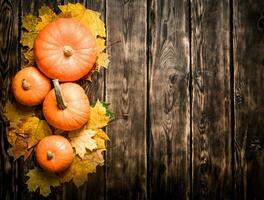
148,0,190,199
191,0,232,199
233,0,264,199
0,0,20,200
105,0,147,199
1,0,264,199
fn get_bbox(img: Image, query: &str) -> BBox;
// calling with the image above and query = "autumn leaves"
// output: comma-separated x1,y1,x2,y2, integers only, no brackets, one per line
4,3,114,197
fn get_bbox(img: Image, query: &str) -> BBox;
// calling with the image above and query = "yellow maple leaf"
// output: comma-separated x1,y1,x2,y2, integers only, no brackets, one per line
93,129,110,150
58,3,86,18
58,3,106,38
39,5,56,16
36,6,57,31
26,168,60,197
4,101,35,124
96,38,106,53
86,100,109,129
69,128,97,158
21,32,37,49
7,116,52,160
22,14,40,31
59,150,104,187
96,52,109,70
94,129,110,141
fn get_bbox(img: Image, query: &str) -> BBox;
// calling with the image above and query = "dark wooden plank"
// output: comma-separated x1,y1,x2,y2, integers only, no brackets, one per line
233,1,264,199
105,0,147,199
148,0,190,199
191,0,232,199
62,1,106,200
0,0,20,200
0,0,21,199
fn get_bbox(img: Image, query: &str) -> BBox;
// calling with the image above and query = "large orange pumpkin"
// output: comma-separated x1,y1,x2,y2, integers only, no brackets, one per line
36,135,73,173
12,67,51,106
43,79,90,131
34,18,97,82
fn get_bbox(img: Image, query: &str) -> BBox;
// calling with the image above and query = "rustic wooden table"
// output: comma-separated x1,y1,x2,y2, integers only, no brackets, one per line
1,0,264,199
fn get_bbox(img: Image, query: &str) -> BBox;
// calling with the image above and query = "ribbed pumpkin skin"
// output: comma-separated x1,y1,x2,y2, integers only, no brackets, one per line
12,67,51,106
43,83,90,131
34,18,97,82
36,135,73,173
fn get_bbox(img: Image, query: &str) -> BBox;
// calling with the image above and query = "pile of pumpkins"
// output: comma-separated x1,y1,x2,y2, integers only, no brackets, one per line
12,18,98,173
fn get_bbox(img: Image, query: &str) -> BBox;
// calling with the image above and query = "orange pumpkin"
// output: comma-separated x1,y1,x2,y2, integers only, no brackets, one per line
43,79,90,131
12,67,51,106
36,135,73,173
34,18,97,82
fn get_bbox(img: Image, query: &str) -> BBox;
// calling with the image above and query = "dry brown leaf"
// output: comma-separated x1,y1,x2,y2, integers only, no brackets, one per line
23,50,35,64
7,116,52,160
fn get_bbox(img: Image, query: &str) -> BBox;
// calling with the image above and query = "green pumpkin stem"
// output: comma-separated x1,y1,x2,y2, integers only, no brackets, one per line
52,79,67,110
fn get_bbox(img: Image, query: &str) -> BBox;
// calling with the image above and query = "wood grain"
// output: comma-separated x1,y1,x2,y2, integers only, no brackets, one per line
0,0,21,200
191,0,232,199
148,0,190,199
105,0,147,199
2,0,264,199
233,1,264,199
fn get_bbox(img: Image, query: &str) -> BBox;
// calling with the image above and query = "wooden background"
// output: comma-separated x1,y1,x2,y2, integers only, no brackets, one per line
0,0,264,199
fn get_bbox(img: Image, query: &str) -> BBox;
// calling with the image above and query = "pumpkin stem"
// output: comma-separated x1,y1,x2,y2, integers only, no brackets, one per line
63,45,73,57
53,79,67,110
21,79,31,90
47,151,54,160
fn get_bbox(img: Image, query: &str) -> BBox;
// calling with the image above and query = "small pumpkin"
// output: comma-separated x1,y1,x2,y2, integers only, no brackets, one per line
12,67,51,106
43,79,90,131
34,18,97,82
36,135,73,173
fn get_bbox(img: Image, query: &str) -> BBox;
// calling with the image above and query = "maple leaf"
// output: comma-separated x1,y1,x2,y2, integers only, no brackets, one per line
22,14,40,31
93,129,110,150
58,3,106,38
84,149,105,167
101,101,115,121
96,38,106,53
36,6,57,31
87,100,110,130
23,50,34,65
7,136,33,161
26,168,60,197
59,150,104,187
96,52,109,70
21,32,37,49
69,128,97,158
7,116,52,160
4,101,35,124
